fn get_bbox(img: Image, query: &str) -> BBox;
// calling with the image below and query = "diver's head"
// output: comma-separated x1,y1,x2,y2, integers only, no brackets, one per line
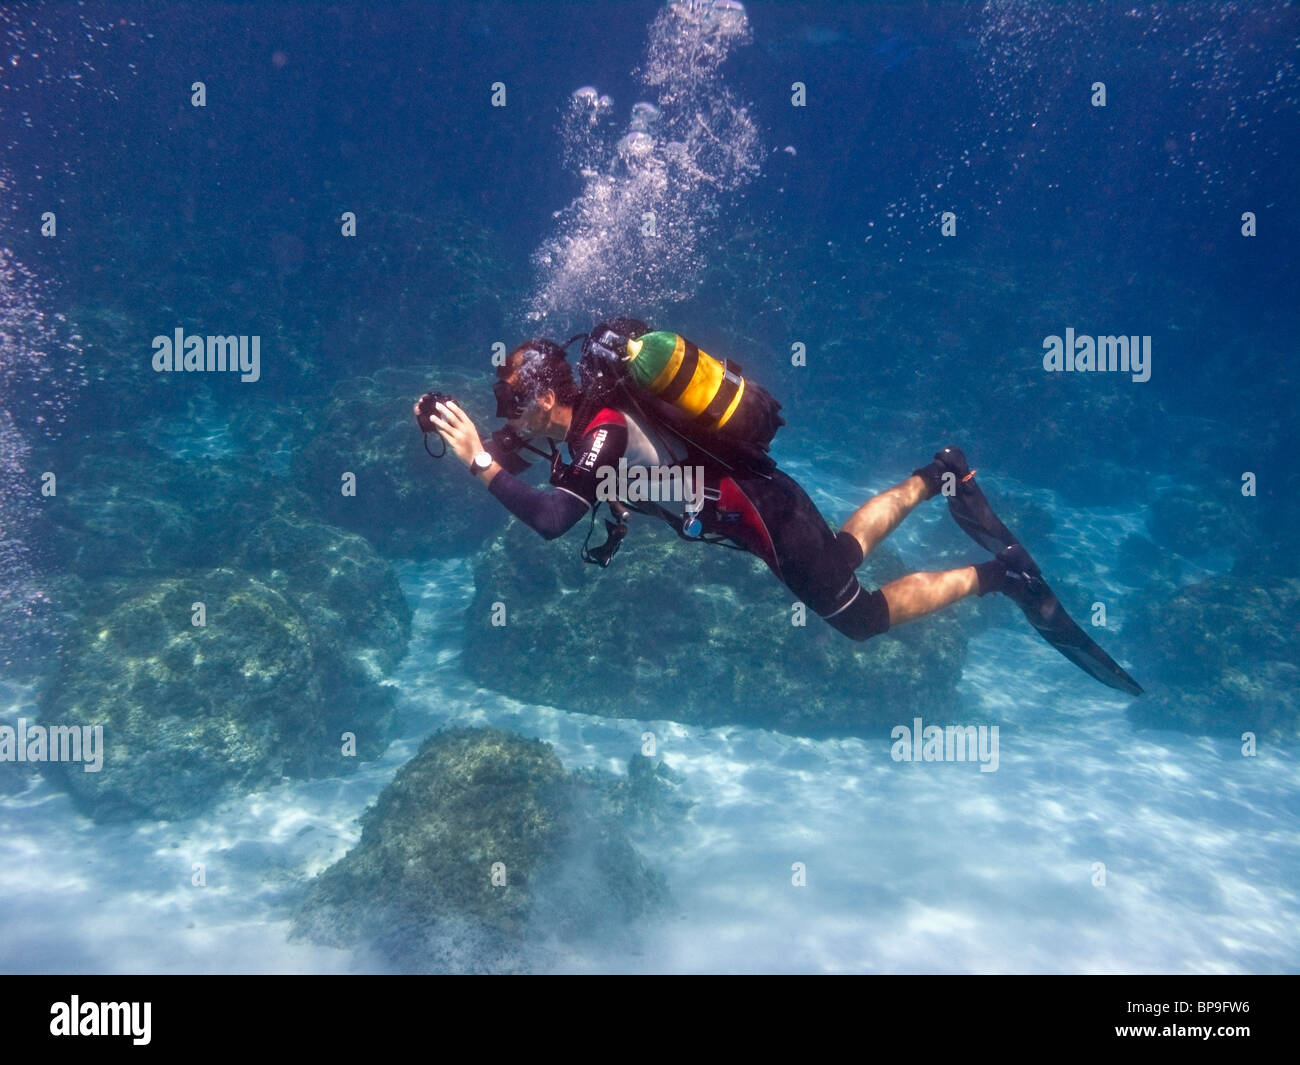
497,338,580,439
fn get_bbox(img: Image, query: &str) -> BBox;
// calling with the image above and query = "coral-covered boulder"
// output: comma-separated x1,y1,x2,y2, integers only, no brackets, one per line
292,727,668,972
462,519,966,737
1127,575,1300,740
38,568,399,821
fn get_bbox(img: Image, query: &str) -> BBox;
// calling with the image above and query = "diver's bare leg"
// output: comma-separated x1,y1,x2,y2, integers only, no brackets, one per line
839,473,930,560
841,472,984,625
879,567,979,627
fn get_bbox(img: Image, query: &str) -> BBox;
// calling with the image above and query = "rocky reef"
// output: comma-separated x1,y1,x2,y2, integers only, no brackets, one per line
62,201,519,439
1146,487,1256,563
32,441,413,820
38,566,403,822
39,447,317,578
293,367,507,559
1127,575,1300,741
291,727,670,973
462,518,966,737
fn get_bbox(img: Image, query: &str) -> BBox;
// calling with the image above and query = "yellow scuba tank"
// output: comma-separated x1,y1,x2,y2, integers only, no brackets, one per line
622,331,784,447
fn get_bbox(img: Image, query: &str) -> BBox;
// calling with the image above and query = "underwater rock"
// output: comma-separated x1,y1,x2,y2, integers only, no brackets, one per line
1147,488,1255,562
36,445,319,578
231,513,412,677
315,206,519,369
461,519,966,737
36,441,412,672
31,435,413,819
1127,575,1300,740
291,727,668,973
37,568,398,822
573,752,695,835
293,367,507,559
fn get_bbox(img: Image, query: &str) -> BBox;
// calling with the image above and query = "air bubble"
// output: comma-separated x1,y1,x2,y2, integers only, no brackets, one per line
708,0,747,31
629,101,661,131
528,0,761,325
617,131,655,162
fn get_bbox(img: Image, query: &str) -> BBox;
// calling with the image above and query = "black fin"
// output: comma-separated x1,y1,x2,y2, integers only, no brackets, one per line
947,472,1144,697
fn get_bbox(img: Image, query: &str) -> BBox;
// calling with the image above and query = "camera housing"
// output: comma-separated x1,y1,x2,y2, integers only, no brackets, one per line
414,391,455,433
415,391,538,474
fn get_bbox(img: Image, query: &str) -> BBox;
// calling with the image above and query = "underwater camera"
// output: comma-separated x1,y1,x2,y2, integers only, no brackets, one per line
414,391,543,473
414,391,457,457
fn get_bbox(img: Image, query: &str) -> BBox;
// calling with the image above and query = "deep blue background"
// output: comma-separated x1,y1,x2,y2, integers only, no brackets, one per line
3,1,1296,502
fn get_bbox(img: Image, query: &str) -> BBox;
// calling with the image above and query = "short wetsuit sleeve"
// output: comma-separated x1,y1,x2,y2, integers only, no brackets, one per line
551,409,629,507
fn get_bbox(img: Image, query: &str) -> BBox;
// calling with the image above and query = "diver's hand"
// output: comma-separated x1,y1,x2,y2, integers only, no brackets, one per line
421,399,483,467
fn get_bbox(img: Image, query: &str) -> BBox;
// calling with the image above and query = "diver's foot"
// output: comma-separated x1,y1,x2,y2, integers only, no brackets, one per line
912,445,972,500
974,543,1041,597
991,543,1046,601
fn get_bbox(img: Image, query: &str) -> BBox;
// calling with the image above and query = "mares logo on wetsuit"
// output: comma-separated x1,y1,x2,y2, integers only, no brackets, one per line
580,428,608,469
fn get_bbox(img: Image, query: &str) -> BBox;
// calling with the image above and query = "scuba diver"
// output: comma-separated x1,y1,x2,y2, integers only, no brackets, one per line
417,318,1142,694
422,318,1021,638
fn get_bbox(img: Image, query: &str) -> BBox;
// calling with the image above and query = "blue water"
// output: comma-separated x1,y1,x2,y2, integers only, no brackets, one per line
1,0,1296,974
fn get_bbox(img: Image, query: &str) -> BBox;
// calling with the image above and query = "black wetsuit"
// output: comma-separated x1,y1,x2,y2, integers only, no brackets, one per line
487,405,891,641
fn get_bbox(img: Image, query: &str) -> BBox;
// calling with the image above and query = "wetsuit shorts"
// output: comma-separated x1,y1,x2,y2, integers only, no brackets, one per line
704,468,891,641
